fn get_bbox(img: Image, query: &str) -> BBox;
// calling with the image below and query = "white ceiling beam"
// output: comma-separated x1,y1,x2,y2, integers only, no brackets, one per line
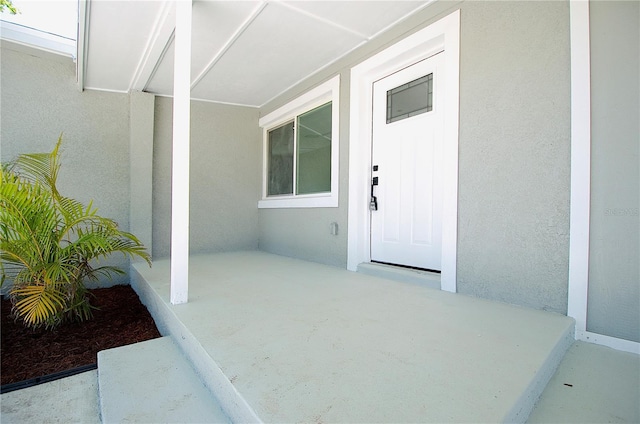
129,1,176,92
190,1,268,91
278,2,369,40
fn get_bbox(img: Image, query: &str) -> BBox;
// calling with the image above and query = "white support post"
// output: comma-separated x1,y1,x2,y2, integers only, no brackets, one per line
566,1,639,355
567,0,591,332
170,0,192,305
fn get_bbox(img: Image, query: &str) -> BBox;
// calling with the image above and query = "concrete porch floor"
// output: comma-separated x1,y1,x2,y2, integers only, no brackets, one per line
2,251,638,423
132,251,577,422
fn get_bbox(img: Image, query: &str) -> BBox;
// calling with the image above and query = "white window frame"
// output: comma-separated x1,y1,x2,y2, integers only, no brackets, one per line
258,75,340,209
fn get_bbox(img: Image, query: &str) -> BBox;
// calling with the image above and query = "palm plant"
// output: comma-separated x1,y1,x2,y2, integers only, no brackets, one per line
0,136,151,329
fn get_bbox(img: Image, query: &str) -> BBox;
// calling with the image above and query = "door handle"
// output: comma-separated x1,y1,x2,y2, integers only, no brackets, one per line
370,176,378,211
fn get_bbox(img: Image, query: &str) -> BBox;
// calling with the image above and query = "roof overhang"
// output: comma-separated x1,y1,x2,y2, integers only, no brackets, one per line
78,0,434,107
0,20,75,59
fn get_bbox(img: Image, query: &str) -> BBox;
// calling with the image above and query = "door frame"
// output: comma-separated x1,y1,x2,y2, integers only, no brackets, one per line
347,10,460,293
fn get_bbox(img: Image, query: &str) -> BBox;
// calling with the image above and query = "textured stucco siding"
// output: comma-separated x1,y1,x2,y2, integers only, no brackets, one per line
129,91,155,255
2,1,604,319
152,97,261,258
456,1,571,314
257,1,458,269
258,79,351,268
259,1,572,313
587,1,640,342
0,45,133,287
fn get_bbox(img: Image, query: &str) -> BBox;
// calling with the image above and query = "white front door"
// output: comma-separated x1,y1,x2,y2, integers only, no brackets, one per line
370,54,444,271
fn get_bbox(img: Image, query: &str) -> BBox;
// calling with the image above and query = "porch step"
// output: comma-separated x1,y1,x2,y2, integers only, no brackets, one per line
97,337,230,424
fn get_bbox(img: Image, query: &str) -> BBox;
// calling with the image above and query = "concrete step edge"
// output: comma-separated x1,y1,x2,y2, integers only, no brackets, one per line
97,336,230,424
131,266,262,423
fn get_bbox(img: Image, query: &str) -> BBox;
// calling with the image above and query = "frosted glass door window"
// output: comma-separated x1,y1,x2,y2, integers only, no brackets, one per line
386,73,433,123
297,102,332,194
267,121,294,196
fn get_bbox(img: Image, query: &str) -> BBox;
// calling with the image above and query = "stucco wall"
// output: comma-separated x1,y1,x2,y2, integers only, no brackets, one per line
587,1,639,342
129,91,155,256
2,43,262,282
456,1,571,314
152,97,261,258
258,1,459,269
2,2,579,316
259,1,571,314
0,44,134,287
258,80,350,267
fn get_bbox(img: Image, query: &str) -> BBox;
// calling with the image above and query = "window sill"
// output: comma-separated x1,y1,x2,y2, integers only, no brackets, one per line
258,193,338,209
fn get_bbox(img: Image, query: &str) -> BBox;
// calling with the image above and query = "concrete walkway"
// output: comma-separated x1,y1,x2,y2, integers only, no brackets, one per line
528,341,640,423
2,341,638,423
1,370,101,424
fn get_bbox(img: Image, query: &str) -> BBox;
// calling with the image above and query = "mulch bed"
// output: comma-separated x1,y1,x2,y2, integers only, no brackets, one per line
1,285,161,386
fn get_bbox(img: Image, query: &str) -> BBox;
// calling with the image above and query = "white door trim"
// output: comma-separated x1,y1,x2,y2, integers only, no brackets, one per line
568,0,639,354
347,10,460,293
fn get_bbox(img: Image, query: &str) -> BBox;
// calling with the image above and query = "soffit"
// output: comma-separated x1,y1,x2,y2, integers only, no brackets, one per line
83,0,431,107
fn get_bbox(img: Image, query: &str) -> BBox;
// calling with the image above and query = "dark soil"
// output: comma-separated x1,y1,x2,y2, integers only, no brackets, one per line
1,285,161,386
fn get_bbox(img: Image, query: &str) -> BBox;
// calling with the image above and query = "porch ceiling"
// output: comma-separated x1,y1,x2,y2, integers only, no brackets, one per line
83,0,431,107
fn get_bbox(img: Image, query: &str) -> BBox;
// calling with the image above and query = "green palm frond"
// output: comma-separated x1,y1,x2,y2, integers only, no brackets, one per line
0,170,57,271
10,135,63,197
12,283,66,328
1,137,151,329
